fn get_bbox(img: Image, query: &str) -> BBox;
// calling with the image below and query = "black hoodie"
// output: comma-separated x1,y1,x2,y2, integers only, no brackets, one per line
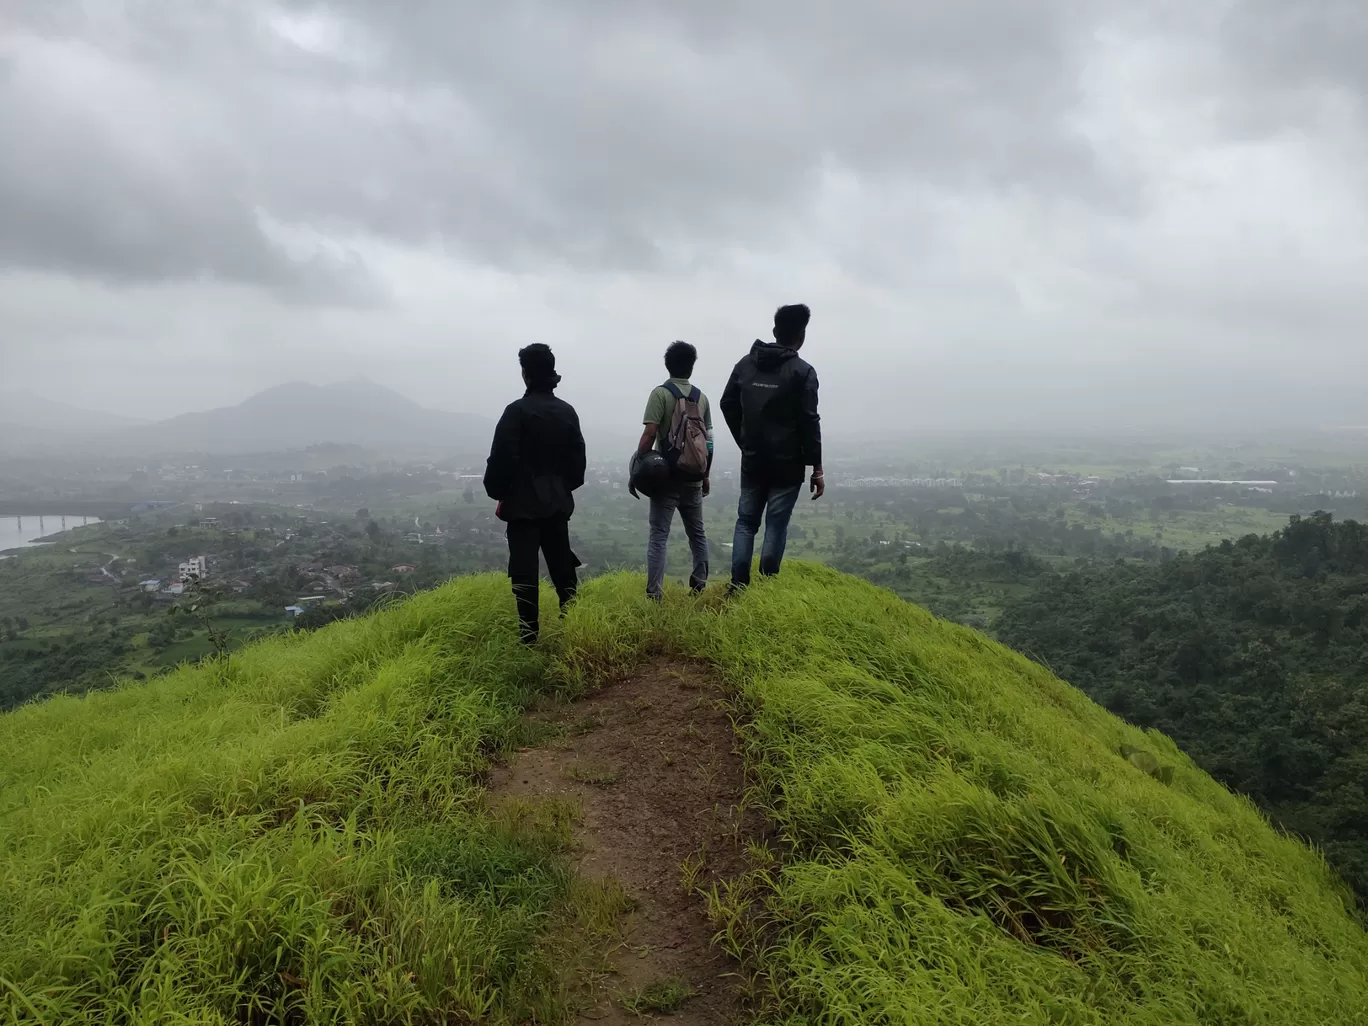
720,340,822,487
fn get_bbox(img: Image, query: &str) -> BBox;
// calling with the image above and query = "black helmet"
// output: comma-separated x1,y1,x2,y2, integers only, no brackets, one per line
630,450,672,498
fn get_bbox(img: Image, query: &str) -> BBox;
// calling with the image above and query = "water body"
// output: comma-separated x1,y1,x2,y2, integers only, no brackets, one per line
0,514,102,559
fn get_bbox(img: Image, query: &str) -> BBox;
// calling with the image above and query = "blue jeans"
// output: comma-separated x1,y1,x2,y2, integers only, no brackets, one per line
731,478,802,587
647,483,709,599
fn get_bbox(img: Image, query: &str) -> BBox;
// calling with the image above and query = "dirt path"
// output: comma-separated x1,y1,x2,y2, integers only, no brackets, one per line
489,661,754,1024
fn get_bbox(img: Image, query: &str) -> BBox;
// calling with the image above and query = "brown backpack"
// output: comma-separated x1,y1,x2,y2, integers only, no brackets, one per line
662,382,709,482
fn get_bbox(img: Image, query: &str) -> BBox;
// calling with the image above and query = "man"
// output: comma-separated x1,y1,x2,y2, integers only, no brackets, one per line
634,341,714,600
483,343,587,644
720,304,823,592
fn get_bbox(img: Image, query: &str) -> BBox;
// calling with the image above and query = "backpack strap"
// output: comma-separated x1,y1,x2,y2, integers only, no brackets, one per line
662,381,684,400
687,387,700,403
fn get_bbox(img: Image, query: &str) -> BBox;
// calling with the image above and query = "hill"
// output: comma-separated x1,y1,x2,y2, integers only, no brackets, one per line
2,567,1366,1023
109,379,492,456
0,391,148,453
0,390,147,432
998,512,1368,902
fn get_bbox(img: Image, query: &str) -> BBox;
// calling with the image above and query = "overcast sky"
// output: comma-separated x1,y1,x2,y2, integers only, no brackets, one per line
3,1,1367,436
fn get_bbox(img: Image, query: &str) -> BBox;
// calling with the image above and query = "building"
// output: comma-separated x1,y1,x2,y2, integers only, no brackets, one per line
391,564,417,574
140,579,162,592
285,605,305,618
179,555,207,582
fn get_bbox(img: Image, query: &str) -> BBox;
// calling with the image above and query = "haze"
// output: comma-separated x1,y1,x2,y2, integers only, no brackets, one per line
3,1,1367,441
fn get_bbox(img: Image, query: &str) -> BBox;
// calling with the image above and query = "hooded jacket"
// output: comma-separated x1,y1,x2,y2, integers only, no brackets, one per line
720,341,822,487
483,388,587,520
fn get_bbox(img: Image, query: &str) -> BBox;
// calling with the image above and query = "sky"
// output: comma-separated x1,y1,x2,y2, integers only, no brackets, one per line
2,0,1367,438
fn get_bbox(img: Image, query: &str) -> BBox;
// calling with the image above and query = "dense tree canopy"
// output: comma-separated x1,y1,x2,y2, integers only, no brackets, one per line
998,513,1368,904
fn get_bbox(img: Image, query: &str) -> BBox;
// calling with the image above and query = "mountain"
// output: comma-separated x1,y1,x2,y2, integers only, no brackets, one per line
2,567,1365,1023
113,379,492,455
0,391,149,452
0,390,148,431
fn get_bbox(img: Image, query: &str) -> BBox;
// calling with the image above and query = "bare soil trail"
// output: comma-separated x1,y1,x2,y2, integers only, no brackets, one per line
490,660,756,1024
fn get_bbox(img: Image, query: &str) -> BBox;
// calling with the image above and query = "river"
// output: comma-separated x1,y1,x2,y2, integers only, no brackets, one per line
0,514,103,559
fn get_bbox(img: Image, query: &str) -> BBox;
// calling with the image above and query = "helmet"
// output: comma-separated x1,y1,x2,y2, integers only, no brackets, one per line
629,450,672,498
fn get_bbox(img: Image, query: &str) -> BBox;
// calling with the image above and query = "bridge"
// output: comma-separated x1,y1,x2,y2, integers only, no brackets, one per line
0,499,174,519
4,513,93,535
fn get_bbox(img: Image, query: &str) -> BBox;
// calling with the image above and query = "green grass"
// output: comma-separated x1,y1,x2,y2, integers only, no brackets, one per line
2,566,1367,1024
619,976,695,1014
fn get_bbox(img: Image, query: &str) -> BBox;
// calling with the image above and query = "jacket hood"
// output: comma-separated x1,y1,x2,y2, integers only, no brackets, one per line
750,339,800,371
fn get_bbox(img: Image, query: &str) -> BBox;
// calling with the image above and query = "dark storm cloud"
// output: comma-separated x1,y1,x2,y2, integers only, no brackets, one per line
0,0,1122,292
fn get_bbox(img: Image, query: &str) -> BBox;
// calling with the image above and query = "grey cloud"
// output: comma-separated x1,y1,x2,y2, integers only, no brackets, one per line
1221,0,1368,98
0,4,374,300
1,0,1124,291
299,0,1125,258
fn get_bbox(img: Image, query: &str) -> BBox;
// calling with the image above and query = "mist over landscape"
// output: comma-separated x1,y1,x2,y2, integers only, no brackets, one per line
4,3,1368,1024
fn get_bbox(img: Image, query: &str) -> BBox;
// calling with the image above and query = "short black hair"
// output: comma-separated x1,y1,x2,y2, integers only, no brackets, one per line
664,340,697,378
774,304,811,345
518,343,561,390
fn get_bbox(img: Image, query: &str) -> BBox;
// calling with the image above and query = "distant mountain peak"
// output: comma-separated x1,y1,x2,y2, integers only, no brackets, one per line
101,379,489,456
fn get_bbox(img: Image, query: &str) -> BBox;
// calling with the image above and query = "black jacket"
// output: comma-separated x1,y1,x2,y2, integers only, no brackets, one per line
483,388,587,520
720,341,822,487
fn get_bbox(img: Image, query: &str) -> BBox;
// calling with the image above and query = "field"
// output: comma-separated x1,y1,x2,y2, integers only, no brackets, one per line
2,566,1366,1023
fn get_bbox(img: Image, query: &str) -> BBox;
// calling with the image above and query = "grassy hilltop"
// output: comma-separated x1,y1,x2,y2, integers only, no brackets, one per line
1,566,1366,1024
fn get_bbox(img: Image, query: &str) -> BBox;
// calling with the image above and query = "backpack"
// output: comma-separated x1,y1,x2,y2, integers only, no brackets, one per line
662,382,709,482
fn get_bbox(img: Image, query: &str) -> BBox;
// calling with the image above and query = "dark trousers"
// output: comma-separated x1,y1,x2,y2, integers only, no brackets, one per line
731,476,803,588
506,515,580,642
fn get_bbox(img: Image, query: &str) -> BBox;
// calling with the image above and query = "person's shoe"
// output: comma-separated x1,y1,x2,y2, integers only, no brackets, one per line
725,581,746,598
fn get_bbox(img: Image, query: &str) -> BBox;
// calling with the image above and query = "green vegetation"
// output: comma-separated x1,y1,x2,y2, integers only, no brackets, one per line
999,512,1368,904
3,566,1366,1023
619,976,695,1015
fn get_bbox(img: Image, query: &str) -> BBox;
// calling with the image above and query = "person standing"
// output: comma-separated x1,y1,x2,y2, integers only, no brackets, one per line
720,304,824,591
483,344,587,643
633,341,715,600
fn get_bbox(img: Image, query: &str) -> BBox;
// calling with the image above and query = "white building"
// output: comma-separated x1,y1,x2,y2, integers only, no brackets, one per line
179,555,207,582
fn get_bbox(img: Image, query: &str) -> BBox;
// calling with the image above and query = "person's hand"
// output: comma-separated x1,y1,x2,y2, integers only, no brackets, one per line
810,469,825,500
702,477,711,497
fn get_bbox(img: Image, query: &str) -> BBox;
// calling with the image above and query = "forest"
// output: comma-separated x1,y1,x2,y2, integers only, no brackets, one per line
998,512,1368,903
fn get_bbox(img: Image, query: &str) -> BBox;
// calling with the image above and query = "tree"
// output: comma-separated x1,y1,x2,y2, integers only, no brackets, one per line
168,578,232,666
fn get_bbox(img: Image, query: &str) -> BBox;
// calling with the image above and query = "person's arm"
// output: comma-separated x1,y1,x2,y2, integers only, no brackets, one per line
702,397,715,495
639,387,665,455
567,409,587,492
720,363,743,447
799,367,824,500
483,405,520,500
